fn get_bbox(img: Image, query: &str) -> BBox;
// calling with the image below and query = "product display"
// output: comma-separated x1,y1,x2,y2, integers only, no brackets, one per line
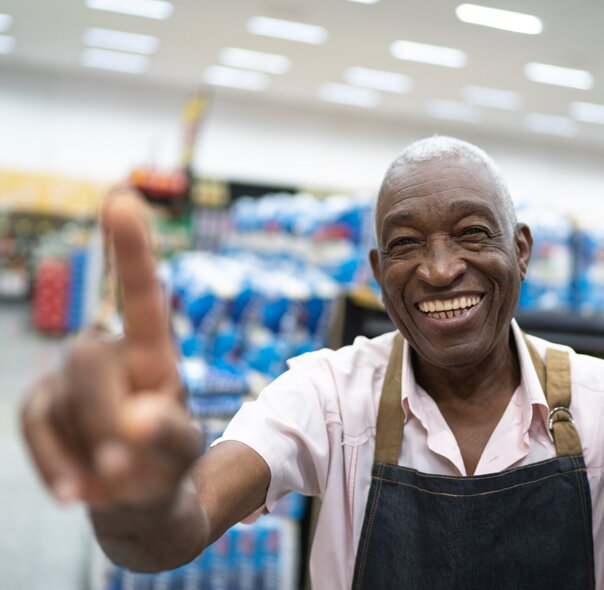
31,224,94,333
222,192,375,287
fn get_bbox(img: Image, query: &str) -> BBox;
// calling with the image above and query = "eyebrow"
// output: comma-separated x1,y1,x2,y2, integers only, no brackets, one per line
445,199,500,224
379,197,501,239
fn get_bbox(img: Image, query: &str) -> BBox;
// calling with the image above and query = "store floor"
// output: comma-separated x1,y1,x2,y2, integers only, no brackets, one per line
0,301,93,590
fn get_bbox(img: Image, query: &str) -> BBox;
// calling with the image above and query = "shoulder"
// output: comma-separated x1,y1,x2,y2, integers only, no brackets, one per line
282,330,397,430
287,330,397,375
524,332,604,394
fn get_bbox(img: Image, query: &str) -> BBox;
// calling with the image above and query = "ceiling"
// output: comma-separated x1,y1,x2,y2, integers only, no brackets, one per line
4,0,604,148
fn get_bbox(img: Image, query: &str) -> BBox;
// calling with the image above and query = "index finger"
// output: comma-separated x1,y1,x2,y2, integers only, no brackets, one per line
101,192,169,345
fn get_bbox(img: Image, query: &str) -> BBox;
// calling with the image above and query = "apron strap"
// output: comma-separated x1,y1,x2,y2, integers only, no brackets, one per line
374,332,583,465
523,336,582,457
374,333,405,465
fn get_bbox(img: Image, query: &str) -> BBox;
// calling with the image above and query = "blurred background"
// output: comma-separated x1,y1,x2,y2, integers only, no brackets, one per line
2,1,604,589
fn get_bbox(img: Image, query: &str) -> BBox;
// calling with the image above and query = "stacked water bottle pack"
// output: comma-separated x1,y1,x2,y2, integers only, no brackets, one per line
516,207,575,312
517,205,604,314
103,514,301,590
573,207,604,313
170,251,341,418
223,192,375,288
31,225,93,333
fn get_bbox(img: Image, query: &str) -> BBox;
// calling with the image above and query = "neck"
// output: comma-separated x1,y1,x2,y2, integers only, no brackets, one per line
412,330,521,406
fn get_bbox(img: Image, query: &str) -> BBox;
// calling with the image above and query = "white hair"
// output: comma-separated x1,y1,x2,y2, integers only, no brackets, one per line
382,136,517,230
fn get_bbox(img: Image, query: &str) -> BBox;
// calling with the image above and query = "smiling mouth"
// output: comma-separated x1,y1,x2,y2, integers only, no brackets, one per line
417,295,483,320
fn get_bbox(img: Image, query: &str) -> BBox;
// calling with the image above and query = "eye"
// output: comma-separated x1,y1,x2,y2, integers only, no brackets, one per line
460,226,491,240
386,237,417,252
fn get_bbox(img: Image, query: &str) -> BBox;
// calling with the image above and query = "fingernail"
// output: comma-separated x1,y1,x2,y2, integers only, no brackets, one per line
52,478,80,503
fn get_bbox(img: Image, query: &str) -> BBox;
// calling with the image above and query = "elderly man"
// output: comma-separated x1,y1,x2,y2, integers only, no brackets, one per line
22,137,604,589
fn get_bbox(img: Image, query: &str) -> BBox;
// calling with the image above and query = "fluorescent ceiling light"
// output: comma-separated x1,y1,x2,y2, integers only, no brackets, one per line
247,16,328,45
0,13,12,33
318,83,380,108
83,28,159,54
81,48,150,74
219,47,291,74
427,99,481,123
455,4,542,34
0,34,15,54
462,85,522,110
525,113,576,137
347,0,380,3
203,65,270,91
524,62,593,90
344,66,412,93
86,0,173,20
391,40,467,68
569,101,604,125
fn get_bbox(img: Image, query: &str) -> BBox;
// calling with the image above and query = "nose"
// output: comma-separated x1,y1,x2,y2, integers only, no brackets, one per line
415,238,467,287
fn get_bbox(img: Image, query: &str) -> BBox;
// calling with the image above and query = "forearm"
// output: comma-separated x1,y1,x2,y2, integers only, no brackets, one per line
89,476,208,573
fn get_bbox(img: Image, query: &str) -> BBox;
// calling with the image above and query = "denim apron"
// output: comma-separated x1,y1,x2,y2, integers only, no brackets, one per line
352,334,595,590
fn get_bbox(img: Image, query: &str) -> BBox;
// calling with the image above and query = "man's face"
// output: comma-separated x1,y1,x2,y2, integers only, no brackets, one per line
370,156,532,369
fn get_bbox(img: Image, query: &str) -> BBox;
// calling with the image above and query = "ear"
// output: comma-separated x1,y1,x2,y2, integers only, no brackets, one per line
515,223,533,281
369,248,382,286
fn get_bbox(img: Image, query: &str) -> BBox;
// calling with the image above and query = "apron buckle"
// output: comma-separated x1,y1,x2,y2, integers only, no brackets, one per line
548,406,574,434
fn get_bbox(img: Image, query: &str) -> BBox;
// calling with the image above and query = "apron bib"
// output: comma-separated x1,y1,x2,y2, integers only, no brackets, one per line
352,334,595,590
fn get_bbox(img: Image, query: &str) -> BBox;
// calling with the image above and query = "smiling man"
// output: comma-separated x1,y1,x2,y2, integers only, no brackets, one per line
22,137,604,590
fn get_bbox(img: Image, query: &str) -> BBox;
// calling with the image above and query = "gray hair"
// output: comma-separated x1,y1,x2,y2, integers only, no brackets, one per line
381,136,517,230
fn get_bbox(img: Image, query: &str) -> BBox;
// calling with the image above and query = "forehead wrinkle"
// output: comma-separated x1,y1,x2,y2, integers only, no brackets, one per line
445,199,500,221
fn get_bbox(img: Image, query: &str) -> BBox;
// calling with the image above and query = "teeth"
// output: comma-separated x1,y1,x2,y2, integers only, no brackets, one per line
418,295,482,316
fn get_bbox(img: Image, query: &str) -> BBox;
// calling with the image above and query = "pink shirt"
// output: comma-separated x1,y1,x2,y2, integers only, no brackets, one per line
216,320,604,589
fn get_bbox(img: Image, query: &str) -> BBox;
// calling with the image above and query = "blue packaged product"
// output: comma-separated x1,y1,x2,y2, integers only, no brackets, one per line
183,550,208,590
188,394,245,419
573,212,604,313
273,493,307,520
208,534,230,590
259,522,280,590
232,524,257,590
120,570,154,590
517,207,573,311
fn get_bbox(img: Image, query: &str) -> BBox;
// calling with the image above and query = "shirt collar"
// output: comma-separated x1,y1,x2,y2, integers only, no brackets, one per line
399,319,550,434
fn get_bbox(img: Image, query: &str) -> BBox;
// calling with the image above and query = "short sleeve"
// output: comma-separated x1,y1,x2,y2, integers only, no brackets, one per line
212,360,331,512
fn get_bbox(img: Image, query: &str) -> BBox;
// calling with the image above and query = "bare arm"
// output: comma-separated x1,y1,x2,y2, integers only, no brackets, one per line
21,192,271,573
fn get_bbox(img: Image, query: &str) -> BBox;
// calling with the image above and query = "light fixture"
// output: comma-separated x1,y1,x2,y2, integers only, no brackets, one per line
455,4,542,34
219,47,291,75
391,40,467,68
81,48,150,74
85,0,173,20
461,85,522,110
344,66,413,93
347,0,380,3
318,83,380,108
247,16,328,45
525,113,576,137
427,99,481,123
0,13,12,33
83,28,159,54
0,34,15,54
203,65,270,91
524,62,593,90
569,101,604,125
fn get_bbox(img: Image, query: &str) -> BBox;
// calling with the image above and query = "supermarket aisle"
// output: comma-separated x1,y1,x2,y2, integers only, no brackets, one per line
0,302,92,590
